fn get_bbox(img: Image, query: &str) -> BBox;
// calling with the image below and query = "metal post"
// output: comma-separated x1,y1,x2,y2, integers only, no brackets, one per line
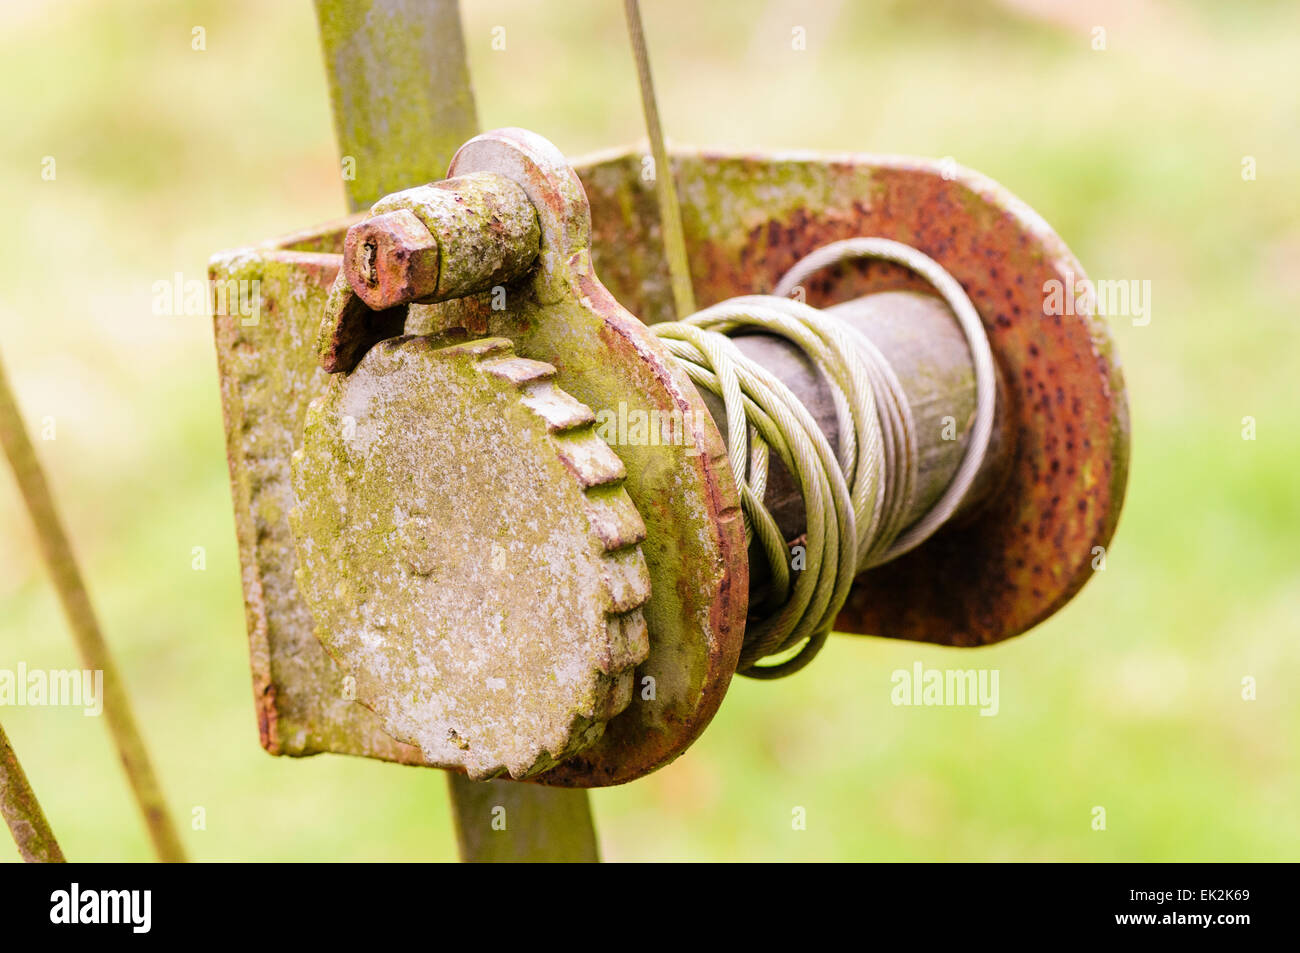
314,0,479,212
313,0,600,862
446,774,599,863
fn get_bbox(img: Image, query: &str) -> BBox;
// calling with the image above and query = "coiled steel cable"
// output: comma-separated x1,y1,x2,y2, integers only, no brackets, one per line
652,238,997,678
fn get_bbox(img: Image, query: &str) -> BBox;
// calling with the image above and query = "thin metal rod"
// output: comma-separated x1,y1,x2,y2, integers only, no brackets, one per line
0,351,186,863
624,0,697,319
0,720,65,862
314,0,601,861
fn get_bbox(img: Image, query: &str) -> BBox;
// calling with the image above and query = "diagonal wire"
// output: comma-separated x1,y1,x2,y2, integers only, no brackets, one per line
624,0,697,320
0,349,186,862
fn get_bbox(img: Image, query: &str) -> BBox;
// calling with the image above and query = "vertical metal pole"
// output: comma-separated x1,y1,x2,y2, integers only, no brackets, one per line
314,0,480,211
446,774,599,863
313,0,600,862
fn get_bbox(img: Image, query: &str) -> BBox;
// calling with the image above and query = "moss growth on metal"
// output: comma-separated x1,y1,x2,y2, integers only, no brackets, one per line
313,0,478,212
288,336,650,779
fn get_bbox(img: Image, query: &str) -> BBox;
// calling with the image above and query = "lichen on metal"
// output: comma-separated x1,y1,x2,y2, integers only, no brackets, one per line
0,720,66,863
362,172,541,308
433,130,748,786
210,135,1128,788
575,149,1130,648
317,129,750,786
312,0,478,210
291,336,650,779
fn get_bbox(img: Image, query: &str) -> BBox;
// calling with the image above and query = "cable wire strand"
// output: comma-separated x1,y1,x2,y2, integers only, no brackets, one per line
653,238,996,678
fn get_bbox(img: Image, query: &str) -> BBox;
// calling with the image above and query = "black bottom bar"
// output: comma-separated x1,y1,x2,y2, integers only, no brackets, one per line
0,861,1277,940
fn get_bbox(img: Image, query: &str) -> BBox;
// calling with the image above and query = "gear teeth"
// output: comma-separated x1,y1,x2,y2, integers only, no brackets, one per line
519,382,597,432
597,608,651,676
581,485,648,552
473,341,650,615
480,354,555,386
553,433,627,488
589,670,635,723
292,334,655,781
441,336,514,360
598,547,653,615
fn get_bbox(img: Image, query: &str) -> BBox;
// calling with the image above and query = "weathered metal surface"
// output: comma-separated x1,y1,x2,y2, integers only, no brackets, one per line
319,172,541,374
212,133,748,788
291,336,650,780
317,1,595,860
211,142,1127,789
576,149,1129,648
433,130,747,787
213,249,424,765
312,130,748,786
344,209,442,312
824,293,1014,525
344,172,541,312
446,771,599,862
706,290,1014,599
313,0,478,210
316,270,407,375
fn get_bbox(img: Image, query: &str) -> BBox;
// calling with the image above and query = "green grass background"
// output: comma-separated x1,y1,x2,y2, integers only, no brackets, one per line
1,0,1296,861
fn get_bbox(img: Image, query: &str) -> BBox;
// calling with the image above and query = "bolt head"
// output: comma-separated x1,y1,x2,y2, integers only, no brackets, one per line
343,209,440,310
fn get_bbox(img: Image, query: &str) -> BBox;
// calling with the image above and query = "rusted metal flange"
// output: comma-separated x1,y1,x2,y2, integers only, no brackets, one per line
577,150,1130,648
210,171,742,787
310,129,748,787
411,129,748,786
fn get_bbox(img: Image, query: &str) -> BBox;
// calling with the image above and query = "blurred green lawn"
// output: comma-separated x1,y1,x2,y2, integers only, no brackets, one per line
1,0,1296,861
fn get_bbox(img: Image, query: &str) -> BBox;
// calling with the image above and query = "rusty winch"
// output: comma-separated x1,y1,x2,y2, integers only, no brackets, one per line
0,0,1132,868
211,124,1128,790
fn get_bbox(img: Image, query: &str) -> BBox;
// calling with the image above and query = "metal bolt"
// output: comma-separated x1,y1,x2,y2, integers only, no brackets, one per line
343,171,542,310
343,209,440,309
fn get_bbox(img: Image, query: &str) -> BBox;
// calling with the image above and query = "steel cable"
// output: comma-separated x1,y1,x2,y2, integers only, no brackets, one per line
653,238,997,678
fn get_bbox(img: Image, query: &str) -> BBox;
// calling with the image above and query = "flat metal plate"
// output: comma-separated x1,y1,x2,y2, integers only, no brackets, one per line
577,149,1129,647
212,248,423,764
212,140,753,787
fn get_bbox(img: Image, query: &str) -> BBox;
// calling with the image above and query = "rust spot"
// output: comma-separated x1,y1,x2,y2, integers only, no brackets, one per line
581,152,1130,648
